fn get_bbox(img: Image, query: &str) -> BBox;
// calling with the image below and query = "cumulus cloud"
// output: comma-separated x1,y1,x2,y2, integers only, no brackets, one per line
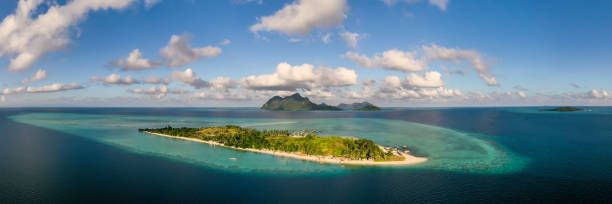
159,34,222,68
582,89,611,99
170,68,210,89
91,74,139,86
210,77,238,91
403,71,444,88
250,0,347,36
343,49,427,72
339,31,359,49
110,49,162,71
0,0,136,72
21,69,47,84
240,62,357,91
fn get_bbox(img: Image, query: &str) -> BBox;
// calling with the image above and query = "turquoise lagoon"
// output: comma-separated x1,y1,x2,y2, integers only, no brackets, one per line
11,113,526,174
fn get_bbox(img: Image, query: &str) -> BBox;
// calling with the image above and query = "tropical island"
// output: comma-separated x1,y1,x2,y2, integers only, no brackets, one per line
338,102,382,111
139,125,426,166
540,107,585,112
261,93,381,111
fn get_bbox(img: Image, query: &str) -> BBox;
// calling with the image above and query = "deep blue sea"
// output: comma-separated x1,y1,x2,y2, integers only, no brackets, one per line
1,107,611,203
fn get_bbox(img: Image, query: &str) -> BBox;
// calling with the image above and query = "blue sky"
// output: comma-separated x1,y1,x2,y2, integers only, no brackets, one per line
0,0,611,107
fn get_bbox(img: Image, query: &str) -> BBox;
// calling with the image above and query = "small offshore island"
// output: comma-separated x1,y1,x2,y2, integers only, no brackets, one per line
139,125,426,166
540,107,585,112
261,93,381,111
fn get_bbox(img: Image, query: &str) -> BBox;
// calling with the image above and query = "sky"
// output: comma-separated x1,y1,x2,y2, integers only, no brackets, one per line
0,0,611,107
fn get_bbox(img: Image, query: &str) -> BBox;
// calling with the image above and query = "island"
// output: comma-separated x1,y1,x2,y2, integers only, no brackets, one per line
540,107,585,112
139,125,426,166
338,102,382,111
261,93,381,111
261,93,341,111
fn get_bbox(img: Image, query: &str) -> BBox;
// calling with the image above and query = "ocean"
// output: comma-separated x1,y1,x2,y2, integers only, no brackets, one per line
1,107,611,202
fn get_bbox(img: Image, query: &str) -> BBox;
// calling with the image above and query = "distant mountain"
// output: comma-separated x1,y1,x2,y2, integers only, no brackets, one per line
261,93,341,111
337,102,382,111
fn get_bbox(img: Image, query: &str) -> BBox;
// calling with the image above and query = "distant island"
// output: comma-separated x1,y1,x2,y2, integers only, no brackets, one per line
139,125,426,165
540,107,585,112
261,93,381,111
338,102,382,111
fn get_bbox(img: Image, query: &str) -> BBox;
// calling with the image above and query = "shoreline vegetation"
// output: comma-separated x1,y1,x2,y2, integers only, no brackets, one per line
139,125,426,166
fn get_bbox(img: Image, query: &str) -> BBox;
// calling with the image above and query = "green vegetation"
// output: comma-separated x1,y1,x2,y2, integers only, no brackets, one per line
261,93,381,111
261,93,341,111
338,102,382,111
139,125,402,161
541,107,585,112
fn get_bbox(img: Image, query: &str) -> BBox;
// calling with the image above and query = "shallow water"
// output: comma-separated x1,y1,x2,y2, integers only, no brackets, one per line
10,113,526,174
2,107,612,202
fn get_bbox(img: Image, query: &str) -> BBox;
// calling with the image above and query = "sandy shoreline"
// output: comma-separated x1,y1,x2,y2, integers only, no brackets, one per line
143,131,427,166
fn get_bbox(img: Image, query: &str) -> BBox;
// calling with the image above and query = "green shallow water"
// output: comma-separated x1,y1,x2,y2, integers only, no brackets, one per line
11,113,527,174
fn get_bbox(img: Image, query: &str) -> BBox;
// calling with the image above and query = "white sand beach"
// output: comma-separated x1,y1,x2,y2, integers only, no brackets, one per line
144,131,427,166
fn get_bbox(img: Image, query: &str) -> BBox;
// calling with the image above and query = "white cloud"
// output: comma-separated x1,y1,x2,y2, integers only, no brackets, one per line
159,34,222,68
403,71,444,88
344,49,427,72
143,76,170,85
339,31,359,49
26,83,84,93
347,44,498,86
170,68,210,89
250,0,347,36
210,77,238,91
321,32,332,44
0,0,136,72
584,89,611,99
0,95,5,103
110,49,162,71
423,44,498,86
2,87,25,95
128,85,169,99
195,91,251,100
21,69,47,84
91,74,140,86
3,83,84,95
240,62,357,91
